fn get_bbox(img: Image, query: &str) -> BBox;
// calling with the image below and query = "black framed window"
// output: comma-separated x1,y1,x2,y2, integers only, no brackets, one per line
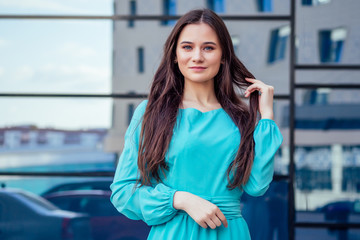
319,28,347,63
128,0,136,28
161,0,176,26
268,25,290,64
257,0,273,12
207,0,225,13
137,47,144,73
302,0,331,6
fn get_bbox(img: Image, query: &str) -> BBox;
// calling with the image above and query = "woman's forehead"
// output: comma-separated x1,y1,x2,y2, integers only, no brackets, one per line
178,23,219,43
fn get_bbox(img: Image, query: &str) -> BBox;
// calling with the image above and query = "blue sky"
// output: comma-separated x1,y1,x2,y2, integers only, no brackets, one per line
0,0,114,130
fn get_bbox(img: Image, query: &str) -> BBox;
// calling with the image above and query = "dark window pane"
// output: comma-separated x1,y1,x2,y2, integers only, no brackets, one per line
257,0,273,12
138,47,145,73
268,26,290,64
242,180,289,240
319,28,347,63
301,0,331,6
128,0,136,28
161,0,176,26
207,0,225,13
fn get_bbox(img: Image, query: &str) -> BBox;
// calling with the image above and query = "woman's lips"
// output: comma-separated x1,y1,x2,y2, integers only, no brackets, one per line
189,66,207,71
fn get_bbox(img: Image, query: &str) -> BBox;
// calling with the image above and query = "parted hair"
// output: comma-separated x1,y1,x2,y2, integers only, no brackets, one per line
136,8,259,190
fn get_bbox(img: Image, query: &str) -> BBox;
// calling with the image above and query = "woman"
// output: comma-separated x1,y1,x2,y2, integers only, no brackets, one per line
110,8,283,239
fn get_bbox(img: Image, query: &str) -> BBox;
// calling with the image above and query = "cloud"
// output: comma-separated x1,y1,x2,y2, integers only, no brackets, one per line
13,65,35,81
0,0,92,14
40,63,110,80
0,38,9,48
57,42,97,58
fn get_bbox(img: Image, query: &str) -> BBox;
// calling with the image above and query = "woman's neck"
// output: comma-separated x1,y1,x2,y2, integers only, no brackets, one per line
181,79,220,109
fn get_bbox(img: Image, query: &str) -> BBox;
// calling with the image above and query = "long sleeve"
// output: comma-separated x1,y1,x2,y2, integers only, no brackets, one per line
110,100,178,226
243,119,283,197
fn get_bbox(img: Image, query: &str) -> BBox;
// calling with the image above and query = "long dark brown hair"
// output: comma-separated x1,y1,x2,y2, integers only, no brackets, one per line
136,9,259,190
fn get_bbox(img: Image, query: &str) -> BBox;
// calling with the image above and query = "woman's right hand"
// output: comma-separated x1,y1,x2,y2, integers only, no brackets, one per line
173,191,228,229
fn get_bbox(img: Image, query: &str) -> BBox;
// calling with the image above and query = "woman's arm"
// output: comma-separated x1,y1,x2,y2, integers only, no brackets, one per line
243,78,283,196
110,100,178,226
242,119,283,196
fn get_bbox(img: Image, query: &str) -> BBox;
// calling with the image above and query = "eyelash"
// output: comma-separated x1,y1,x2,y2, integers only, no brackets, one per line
182,46,214,51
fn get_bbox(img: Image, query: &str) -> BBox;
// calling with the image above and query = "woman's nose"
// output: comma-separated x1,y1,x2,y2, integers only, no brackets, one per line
192,48,204,62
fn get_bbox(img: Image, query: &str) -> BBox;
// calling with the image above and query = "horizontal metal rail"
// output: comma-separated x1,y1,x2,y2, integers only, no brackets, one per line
0,14,291,21
0,93,289,99
295,84,360,89
296,64,360,70
0,171,289,179
0,171,114,177
296,222,360,229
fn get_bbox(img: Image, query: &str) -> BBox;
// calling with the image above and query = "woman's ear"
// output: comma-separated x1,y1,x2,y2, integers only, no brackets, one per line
174,57,178,63
221,59,225,64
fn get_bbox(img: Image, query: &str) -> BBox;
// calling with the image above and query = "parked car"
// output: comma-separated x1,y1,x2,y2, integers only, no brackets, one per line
44,190,151,240
316,200,360,221
42,180,113,196
0,188,92,240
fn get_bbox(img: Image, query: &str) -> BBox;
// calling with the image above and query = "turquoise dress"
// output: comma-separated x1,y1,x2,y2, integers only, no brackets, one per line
110,99,283,240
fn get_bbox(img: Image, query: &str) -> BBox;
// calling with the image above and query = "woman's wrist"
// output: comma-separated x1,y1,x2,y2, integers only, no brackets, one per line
173,191,187,210
260,111,274,120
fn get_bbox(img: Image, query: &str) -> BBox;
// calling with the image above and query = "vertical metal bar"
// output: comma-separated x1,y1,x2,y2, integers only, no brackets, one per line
289,0,296,240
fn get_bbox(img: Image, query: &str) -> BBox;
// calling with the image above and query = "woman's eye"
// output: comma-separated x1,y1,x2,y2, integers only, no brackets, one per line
204,46,214,51
183,45,192,50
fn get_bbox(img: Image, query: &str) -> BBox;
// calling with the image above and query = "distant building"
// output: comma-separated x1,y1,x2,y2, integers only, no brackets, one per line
0,125,108,151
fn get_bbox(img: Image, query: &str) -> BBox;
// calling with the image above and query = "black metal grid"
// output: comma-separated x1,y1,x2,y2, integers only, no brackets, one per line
1,1,360,239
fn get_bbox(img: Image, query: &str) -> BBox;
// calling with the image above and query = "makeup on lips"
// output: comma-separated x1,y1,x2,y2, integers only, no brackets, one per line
189,66,207,72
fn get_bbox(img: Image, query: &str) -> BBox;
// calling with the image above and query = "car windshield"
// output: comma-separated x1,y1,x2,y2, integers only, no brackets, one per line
16,191,58,211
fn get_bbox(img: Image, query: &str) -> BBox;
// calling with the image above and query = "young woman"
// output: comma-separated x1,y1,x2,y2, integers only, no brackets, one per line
110,8,283,240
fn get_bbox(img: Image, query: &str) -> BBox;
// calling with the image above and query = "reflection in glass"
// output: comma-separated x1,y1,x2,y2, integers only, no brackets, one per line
319,28,347,63
242,180,289,240
268,25,290,64
293,89,360,239
0,20,111,94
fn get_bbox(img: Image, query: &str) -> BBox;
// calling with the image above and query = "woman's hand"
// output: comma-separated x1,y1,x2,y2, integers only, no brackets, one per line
244,78,274,120
173,191,228,229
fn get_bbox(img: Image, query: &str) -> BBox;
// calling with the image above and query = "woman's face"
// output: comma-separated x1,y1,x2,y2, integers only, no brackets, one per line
175,23,223,85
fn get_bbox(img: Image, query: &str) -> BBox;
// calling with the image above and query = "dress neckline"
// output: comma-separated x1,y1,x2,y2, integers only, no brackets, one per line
179,107,223,114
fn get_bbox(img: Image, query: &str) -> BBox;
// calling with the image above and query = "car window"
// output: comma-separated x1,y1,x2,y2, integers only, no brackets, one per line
17,192,58,211
49,197,74,211
81,197,120,217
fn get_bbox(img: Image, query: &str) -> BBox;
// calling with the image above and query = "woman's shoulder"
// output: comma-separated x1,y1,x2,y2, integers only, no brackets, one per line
132,99,148,120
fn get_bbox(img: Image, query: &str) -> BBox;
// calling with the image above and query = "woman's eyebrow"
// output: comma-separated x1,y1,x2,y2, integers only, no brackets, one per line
179,41,217,45
180,41,193,44
203,41,217,45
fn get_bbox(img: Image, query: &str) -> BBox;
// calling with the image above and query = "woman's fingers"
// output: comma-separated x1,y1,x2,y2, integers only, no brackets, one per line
245,77,256,83
205,219,217,229
180,192,229,229
211,216,222,227
216,210,228,228
199,221,208,229
244,78,275,120
204,210,228,229
244,83,263,97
